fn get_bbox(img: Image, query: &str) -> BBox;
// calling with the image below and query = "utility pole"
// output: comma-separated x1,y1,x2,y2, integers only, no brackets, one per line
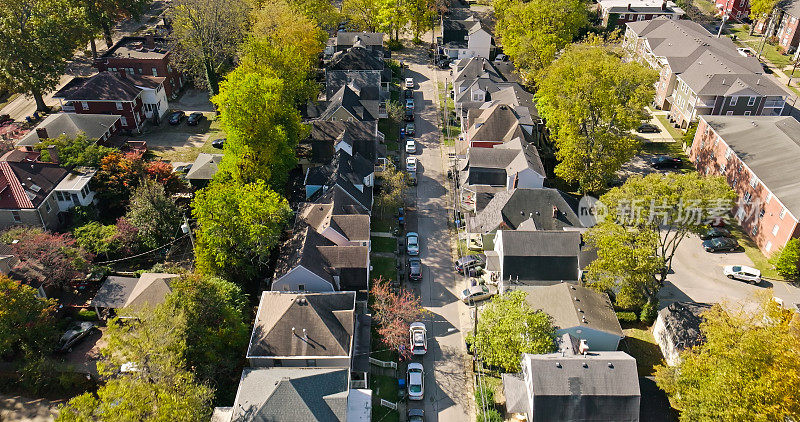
717,0,731,38
182,215,196,268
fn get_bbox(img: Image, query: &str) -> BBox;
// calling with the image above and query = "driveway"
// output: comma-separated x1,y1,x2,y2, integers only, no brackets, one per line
397,44,472,421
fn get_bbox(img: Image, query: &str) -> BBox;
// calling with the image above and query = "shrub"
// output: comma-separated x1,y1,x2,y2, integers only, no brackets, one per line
683,122,698,148
772,238,800,279
476,408,503,422
743,23,750,31
616,311,638,323
640,301,658,324
77,310,97,321
475,384,495,410
386,39,404,51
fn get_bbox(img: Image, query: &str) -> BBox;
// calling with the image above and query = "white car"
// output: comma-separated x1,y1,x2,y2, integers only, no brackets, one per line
723,265,761,284
409,322,427,355
460,285,496,304
406,232,419,256
405,78,414,89
737,47,755,57
407,363,424,400
405,139,416,154
406,156,417,172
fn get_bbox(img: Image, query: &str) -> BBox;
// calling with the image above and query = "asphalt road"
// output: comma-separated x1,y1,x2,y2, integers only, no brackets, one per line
401,55,472,421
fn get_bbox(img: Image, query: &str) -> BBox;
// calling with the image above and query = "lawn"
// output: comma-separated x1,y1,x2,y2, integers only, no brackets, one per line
371,374,400,422
379,118,398,142
371,209,398,233
620,324,664,376
654,114,685,141
371,256,398,282
371,236,398,253
726,223,784,280
726,25,794,68
151,118,225,162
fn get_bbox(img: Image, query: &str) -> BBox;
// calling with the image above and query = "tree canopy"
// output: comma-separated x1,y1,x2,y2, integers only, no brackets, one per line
471,290,556,372
7,228,92,290
772,238,800,280
370,278,425,358
124,178,182,250
535,42,658,193
655,296,800,421
34,133,117,168
0,275,57,358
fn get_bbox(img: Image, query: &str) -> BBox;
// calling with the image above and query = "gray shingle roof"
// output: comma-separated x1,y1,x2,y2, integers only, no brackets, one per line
497,230,582,283
54,71,163,102
303,121,378,164
523,347,640,397
319,85,378,121
90,273,177,310
453,57,503,85
465,103,532,144
186,153,222,180
17,113,120,147
230,367,349,421
247,291,355,359
468,188,582,233
327,47,385,71
336,32,384,47
656,301,711,352
703,115,800,216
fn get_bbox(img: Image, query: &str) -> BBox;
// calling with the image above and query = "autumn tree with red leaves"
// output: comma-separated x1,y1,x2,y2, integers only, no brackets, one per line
370,277,425,359
8,228,92,290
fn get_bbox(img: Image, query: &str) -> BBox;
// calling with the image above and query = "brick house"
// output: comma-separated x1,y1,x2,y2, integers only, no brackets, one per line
598,0,684,28
715,0,750,20
689,115,800,255
53,71,168,132
755,1,800,56
93,35,185,98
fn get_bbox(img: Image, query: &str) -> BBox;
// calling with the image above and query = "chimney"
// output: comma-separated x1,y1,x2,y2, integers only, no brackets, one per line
145,34,155,50
579,339,590,355
661,0,667,11
552,206,558,218
627,3,632,11
46,145,59,164
35,127,48,140
302,328,308,340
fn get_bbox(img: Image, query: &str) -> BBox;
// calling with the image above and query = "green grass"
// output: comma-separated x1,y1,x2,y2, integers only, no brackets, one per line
152,118,225,162
379,118,398,142
620,324,664,376
371,374,400,422
726,24,794,68
371,256,398,282
371,236,398,253
371,210,398,233
654,114,685,141
386,141,398,151
726,224,784,280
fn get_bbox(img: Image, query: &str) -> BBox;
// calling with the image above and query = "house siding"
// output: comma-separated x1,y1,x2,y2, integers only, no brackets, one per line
70,96,145,131
716,0,750,19
271,266,335,292
0,193,61,231
94,53,184,97
557,326,621,352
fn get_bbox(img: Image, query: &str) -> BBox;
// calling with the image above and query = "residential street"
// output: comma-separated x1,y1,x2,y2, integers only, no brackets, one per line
400,50,472,421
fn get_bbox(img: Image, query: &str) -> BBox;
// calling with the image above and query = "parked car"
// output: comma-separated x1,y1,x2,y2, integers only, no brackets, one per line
407,363,424,400
650,155,682,169
699,227,731,240
405,78,415,89
455,254,486,274
406,232,419,256
737,47,755,57
187,112,204,125
398,207,405,226
404,108,414,122
409,322,427,355
494,53,507,62
637,123,660,133
406,139,416,154
167,110,185,125
408,408,424,422
405,122,416,136
406,157,417,172
436,58,451,69
460,284,496,304
702,236,739,252
56,322,96,353
404,89,414,99
173,164,192,173
406,98,415,109
723,265,761,284
212,138,225,149
408,257,422,281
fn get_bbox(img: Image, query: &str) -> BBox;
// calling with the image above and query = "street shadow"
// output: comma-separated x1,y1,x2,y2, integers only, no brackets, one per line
657,279,695,310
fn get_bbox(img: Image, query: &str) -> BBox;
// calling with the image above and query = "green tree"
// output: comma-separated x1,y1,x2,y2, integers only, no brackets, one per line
377,0,408,42
585,221,663,309
81,0,152,58
192,180,293,281
535,43,658,193
471,290,556,372
495,0,587,83
376,161,407,217
34,133,116,167
212,67,306,188
598,172,737,280
73,221,119,260
406,0,436,42
342,0,381,32
772,238,800,280
0,0,91,111
0,275,57,357
125,178,182,250
90,152,147,213
167,0,250,96
282,0,341,29
749,0,779,35
655,296,800,421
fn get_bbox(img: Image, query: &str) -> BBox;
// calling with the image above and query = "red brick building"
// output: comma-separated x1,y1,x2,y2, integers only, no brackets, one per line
93,35,185,98
715,0,750,20
690,115,800,255
755,1,800,55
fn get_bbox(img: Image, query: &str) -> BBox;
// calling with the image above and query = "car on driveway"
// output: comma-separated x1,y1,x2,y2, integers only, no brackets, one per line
460,284,496,304
409,322,427,355
407,363,424,400
406,157,417,172
723,265,761,284
405,78,415,89
212,138,225,149
455,254,486,274
56,321,96,353
173,164,192,173
167,110,185,125
699,227,731,240
398,207,404,226
404,108,414,122
406,98,415,109
702,236,739,252
737,47,755,57
405,122,415,136
650,155,682,169
187,112,204,126
406,232,419,256
408,257,422,281
406,139,416,154
408,408,424,422
637,123,660,133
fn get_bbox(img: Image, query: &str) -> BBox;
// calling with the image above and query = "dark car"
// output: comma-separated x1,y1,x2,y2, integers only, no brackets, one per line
455,254,486,274
404,109,414,122
174,164,192,173
404,89,414,99
436,58,451,69
761,62,773,74
408,408,424,422
408,257,422,281
168,111,185,125
187,112,203,125
56,322,96,353
637,123,660,133
699,227,731,240
702,236,739,252
406,122,416,136
211,138,225,149
398,207,405,226
650,155,682,169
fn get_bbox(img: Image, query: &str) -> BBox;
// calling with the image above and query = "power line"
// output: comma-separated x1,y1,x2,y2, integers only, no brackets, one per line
93,233,191,265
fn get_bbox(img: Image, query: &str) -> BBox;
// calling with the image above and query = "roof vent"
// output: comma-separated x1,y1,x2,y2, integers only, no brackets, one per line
578,308,583,313
582,316,588,323
574,297,579,301
582,362,588,368
608,362,614,368
579,339,590,355
556,362,562,368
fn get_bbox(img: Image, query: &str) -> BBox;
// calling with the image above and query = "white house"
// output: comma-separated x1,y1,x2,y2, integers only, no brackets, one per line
441,16,493,59
54,168,97,211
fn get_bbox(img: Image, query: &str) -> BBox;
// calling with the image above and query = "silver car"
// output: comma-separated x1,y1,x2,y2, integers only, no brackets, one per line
409,322,427,355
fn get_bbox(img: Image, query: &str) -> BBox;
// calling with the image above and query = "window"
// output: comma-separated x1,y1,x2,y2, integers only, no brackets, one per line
725,147,733,159
744,111,751,116
80,101,88,109
730,97,737,106
298,284,305,291
736,207,746,221
11,211,20,222
152,68,158,76
167,65,172,73
750,174,759,188
744,192,752,203
55,191,63,201
747,96,756,106
720,163,727,172
120,116,128,126
109,67,116,71
766,241,773,252
714,136,719,147
82,186,90,197
701,139,706,149
772,224,780,236
273,359,282,367
306,359,317,366
726,111,734,115
115,101,123,110
752,225,759,235
44,202,50,213
780,208,787,219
